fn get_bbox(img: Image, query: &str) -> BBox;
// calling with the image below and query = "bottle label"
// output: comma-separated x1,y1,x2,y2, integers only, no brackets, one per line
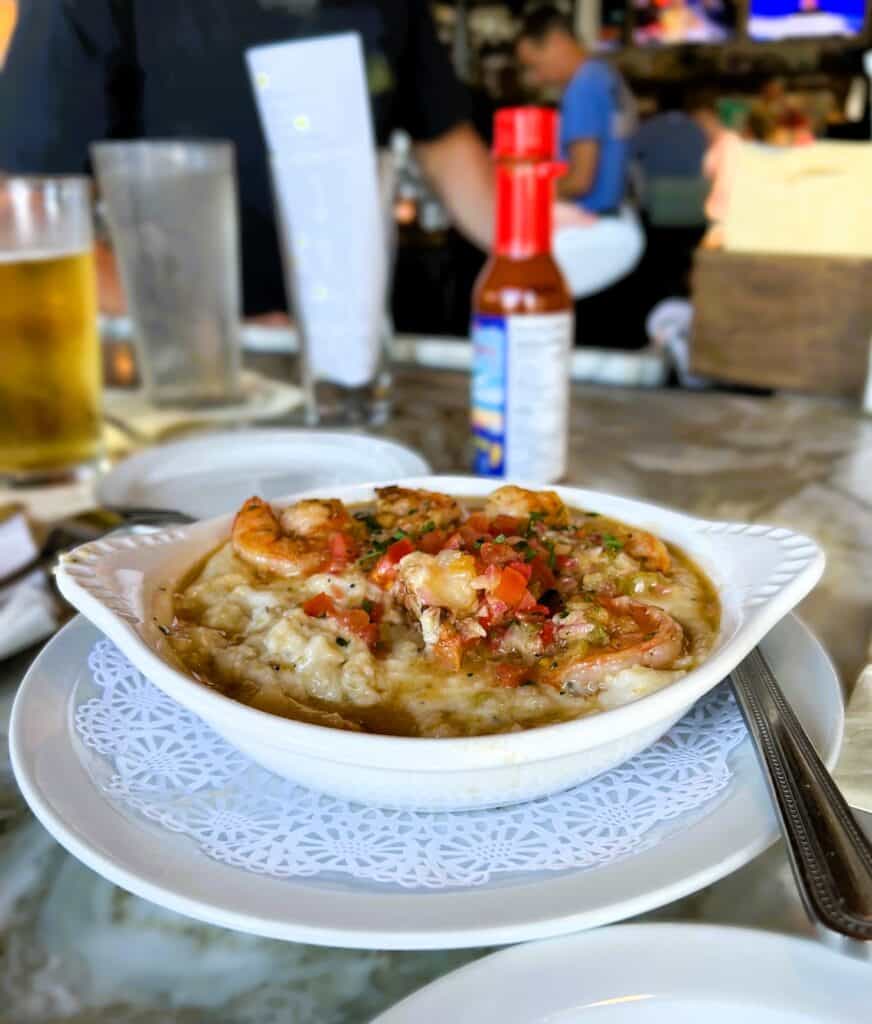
471,312,573,482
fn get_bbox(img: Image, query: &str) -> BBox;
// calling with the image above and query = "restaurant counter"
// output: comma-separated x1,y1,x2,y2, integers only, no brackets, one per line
2,369,871,1021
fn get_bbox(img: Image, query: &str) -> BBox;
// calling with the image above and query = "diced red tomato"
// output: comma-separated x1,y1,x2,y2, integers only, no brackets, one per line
465,513,490,533
479,541,517,566
342,608,370,633
555,554,574,572
388,538,415,561
303,594,378,645
370,537,415,587
516,589,538,612
302,593,336,618
507,560,533,581
493,566,529,605
540,621,556,647
494,663,528,688
442,531,464,550
489,515,521,537
529,557,556,592
418,529,447,554
336,608,379,646
328,532,357,570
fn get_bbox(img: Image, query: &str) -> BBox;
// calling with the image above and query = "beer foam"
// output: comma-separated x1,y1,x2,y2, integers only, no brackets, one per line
0,245,90,263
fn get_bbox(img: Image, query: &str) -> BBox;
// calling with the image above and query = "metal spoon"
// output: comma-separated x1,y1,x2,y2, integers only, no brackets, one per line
732,647,872,942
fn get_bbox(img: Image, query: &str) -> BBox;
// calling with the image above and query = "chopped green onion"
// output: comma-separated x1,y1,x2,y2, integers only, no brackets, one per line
603,534,624,552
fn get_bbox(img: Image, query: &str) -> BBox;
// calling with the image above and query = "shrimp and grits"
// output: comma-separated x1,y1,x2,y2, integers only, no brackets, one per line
169,486,720,738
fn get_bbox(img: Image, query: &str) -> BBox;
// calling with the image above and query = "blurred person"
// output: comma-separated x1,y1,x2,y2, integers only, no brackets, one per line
515,6,635,216
0,0,15,68
631,93,707,200
744,103,779,143
514,6,644,306
687,90,743,247
756,77,814,145
0,0,494,317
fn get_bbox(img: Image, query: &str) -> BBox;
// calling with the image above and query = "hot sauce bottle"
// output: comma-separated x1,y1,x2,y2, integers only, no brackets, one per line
471,107,573,483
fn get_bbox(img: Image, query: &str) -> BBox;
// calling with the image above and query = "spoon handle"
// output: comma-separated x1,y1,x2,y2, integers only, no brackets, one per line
731,647,872,942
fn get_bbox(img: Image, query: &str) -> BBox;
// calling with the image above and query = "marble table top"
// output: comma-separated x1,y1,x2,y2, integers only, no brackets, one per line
3,370,872,1022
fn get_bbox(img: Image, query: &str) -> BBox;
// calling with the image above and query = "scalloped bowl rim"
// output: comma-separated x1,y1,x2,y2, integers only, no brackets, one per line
56,476,825,771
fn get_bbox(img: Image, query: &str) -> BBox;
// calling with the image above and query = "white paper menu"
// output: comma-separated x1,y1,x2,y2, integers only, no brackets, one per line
246,33,387,388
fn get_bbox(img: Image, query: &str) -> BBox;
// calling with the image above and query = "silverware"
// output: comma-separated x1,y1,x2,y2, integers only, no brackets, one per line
0,505,195,590
732,647,872,941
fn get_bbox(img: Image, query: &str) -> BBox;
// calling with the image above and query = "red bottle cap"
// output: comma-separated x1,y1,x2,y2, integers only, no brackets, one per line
493,107,559,161
492,107,565,258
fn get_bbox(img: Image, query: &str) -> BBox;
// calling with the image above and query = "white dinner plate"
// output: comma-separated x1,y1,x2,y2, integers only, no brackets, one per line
96,429,430,518
372,923,870,1022
10,612,842,949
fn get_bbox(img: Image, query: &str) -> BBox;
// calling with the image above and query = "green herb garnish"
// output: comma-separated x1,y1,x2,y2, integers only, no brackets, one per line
524,510,546,537
357,539,389,569
361,598,374,615
603,534,624,552
419,520,436,535
545,539,556,570
393,529,408,541
354,511,381,532
493,533,507,543
335,636,350,647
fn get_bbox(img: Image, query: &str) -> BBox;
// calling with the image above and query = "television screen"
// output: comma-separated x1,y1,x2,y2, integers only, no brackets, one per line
633,0,737,46
749,0,866,40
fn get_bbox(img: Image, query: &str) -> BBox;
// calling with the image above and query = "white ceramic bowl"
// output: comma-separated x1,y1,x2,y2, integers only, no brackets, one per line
56,476,824,811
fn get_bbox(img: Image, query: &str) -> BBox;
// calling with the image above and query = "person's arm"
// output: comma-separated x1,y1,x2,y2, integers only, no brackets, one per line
558,69,609,205
415,123,493,250
398,1,493,250
557,139,600,200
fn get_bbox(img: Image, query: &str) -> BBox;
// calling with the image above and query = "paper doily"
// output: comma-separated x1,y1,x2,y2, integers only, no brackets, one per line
74,640,747,890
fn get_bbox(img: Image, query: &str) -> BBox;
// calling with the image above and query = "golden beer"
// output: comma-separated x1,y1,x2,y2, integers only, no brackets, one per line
0,248,101,476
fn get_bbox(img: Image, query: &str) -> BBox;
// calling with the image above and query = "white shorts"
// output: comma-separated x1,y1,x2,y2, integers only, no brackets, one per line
553,205,645,299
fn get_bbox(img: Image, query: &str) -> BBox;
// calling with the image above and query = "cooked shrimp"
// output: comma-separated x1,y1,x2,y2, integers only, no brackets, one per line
375,486,463,533
232,496,351,578
396,550,480,618
539,596,684,693
483,485,569,527
279,498,352,538
623,529,671,573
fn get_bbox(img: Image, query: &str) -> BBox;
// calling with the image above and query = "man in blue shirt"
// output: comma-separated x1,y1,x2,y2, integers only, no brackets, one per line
516,7,634,215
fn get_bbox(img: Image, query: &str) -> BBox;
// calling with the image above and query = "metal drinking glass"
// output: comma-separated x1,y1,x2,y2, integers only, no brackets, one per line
91,140,243,407
0,176,102,484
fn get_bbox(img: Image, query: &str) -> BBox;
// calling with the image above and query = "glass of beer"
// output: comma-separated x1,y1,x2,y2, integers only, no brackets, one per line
0,176,102,484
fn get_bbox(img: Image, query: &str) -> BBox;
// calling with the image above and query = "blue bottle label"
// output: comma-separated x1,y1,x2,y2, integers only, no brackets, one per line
470,310,573,481
471,314,508,476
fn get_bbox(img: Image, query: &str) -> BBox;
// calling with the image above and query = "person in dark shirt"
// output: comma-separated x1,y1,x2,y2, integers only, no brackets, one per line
0,0,493,315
